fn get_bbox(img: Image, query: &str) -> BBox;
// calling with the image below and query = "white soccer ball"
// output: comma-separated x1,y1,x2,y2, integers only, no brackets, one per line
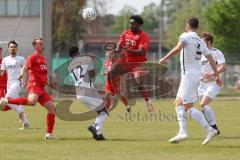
82,8,97,22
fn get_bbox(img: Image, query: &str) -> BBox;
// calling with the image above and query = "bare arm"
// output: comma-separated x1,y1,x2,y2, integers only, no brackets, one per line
205,55,222,86
0,70,5,76
18,65,27,80
158,41,184,64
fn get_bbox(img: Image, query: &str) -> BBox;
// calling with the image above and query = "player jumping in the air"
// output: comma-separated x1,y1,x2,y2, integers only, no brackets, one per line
108,15,155,112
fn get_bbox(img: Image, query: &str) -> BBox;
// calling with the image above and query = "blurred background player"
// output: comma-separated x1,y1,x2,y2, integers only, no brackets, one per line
0,41,29,129
103,42,131,112
68,46,107,140
159,17,221,145
198,32,226,135
0,38,55,139
108,15,155,112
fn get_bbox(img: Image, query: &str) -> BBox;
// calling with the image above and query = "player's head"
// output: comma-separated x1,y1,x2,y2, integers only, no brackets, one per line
32,37,44,53
201,32,213,48
186,17,199,31
104,42,116,57
8,40,18,56
129,15,144,32
68,46,80,57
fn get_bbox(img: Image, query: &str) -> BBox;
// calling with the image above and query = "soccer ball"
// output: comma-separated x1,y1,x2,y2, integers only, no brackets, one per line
82,8,97,22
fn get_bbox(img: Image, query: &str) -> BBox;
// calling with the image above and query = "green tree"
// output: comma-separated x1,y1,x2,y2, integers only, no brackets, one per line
140,3,161,34
205,0,240,53
52,0,86,52
164,0,211,48
110,6,137,34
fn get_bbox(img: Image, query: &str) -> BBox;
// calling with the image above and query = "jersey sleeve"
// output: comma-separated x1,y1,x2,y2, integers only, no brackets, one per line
1,58,6,71
86,57,94,70
138,34,149,52
117,31,126,48
216,50,226,64
179,33,188,44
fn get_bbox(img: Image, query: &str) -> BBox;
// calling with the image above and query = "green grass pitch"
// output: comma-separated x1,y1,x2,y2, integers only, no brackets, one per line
0,99,239,160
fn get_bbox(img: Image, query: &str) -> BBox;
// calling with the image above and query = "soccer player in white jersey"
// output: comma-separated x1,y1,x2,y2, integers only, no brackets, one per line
0,40,29,129
159,17,222,145
198,32,226,135
68,46,107,140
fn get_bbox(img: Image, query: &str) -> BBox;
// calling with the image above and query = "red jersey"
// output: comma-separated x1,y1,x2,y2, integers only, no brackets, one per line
25,52,48,86
118,29,149,62
0,59,7,88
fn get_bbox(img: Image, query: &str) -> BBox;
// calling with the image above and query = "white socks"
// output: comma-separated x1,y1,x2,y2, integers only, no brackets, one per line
188,107,212,131
175,106,187,134
94,111,107,131
202,105,216,126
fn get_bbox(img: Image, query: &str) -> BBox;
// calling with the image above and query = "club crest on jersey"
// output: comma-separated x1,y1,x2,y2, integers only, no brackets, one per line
135,35,140,40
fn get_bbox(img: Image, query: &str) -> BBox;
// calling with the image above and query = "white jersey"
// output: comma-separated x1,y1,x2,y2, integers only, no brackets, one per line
1,55,25,84
201,48,225,75
68,56,94,88
179,32,211,75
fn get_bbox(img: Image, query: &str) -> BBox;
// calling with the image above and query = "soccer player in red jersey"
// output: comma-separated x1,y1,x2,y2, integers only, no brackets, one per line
103,42,131,112
0,46,11,112
108,15,155,112
0,47,7,101
0,38,55,139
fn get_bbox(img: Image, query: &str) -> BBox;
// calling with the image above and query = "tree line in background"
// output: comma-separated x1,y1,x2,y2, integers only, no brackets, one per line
52,0,240,57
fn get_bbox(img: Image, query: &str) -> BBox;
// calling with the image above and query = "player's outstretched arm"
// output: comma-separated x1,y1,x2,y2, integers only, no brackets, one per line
0,70,5,76
202,63,227,79
206,55,222,87
158,41,184,64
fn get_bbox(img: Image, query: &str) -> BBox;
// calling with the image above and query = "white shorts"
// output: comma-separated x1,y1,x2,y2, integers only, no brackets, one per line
6,80,22,98
177,74,201,104
198,81,220,100
6,80,24,113
76,86,104,112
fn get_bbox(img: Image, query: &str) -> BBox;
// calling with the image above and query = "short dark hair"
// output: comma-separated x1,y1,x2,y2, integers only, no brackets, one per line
68,46,79,57
103,42,116,51
201,32,214,44
130,15,144,25
188,17,199,29
0,47,2,50
32,37,43,46
8,40,18,47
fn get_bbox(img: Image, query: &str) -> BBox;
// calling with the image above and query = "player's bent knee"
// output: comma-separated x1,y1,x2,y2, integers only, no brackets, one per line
43,101,55,114
27,100,37,106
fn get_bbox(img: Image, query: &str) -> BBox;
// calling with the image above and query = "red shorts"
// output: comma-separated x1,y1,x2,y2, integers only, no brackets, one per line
105,78,120,95
28,83,52,106
116,57,144,73
0,87,6,97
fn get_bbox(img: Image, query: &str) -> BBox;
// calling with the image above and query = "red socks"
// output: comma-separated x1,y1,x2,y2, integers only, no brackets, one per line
8,98,28,105
2,105,11,111
141,90,149,102
119,96,129,106
46,113,55,133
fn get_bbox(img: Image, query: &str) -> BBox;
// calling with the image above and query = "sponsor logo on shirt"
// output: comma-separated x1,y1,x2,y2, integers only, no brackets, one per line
40,64,47,70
